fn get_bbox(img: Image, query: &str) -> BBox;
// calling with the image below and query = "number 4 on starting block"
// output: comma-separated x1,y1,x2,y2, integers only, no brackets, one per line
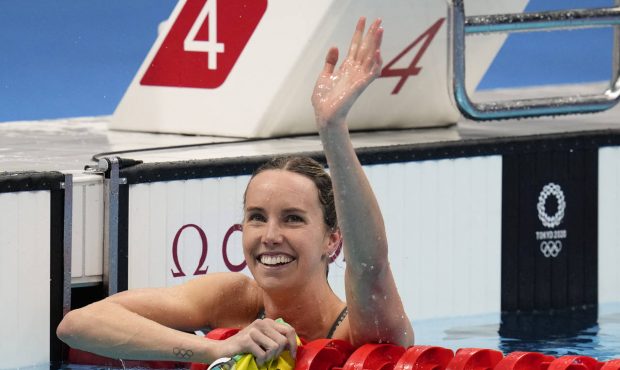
141,0,266,88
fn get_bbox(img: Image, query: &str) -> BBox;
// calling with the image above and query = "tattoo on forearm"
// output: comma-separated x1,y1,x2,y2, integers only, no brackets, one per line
173,347,194,359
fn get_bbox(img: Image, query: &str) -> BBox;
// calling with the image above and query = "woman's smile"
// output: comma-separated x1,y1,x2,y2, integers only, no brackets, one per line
257,253,296,267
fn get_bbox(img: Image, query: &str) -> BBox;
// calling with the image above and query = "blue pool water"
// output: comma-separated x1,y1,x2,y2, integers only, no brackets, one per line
412,302,620,361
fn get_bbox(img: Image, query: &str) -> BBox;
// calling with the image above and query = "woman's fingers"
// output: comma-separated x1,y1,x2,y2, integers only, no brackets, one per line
273,320,298,357
251,320,296,364
363,26,383,73
353,19,381,63
259,320,297,360
322,47,339,75
347,17,366,60
356,18,375,62
374,50,383,75
249,329,279,364
226,319,298,365
358,19,382,64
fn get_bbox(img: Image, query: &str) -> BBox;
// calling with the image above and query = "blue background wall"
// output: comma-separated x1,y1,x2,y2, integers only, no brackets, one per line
0,0,614,122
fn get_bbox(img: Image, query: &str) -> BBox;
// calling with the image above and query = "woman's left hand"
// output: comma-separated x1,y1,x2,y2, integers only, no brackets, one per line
311,17,383,128
218,318,297,365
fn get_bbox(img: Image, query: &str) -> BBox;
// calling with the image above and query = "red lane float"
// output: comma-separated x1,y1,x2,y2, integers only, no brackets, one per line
340,344,406,370
296,339,355,370
203,327,241,340
495,352,555,370
548,356,603,370
394,345,454,370
448,348,504,370
601,360,620,370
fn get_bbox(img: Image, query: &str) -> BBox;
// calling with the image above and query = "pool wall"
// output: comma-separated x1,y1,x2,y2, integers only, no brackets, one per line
599,146,620,304
0,172,66,369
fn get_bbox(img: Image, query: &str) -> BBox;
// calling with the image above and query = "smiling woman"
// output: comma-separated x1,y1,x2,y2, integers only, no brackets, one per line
242,159,342,301
56,16,413,365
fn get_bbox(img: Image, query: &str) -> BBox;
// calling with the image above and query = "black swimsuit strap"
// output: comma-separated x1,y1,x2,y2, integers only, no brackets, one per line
255,306,348,339
326,306,348,339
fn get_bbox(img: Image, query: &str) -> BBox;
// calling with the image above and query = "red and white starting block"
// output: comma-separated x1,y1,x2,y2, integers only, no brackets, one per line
111,0,528,137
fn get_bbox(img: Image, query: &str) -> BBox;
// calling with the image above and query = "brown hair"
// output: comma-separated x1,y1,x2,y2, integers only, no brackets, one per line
244,156,338,230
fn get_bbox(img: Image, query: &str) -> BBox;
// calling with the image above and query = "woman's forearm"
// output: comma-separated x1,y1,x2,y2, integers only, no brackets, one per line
319,119,414,347
57,301,219,364
319,120,388,270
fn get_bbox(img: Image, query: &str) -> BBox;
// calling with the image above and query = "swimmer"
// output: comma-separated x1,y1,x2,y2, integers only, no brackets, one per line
57,17,414,365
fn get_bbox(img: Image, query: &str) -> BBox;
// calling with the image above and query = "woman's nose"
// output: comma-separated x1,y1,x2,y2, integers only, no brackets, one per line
262,220,283,245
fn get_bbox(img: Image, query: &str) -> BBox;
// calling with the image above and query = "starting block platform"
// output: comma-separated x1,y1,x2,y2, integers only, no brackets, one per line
111,0,529,137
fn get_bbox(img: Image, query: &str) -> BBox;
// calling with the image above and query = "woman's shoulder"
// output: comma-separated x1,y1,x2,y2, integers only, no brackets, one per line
185,272,261,301
184,272,263,327
189,271,257,286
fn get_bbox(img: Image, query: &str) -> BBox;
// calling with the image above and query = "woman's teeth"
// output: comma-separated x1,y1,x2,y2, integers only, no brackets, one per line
259,255,293,266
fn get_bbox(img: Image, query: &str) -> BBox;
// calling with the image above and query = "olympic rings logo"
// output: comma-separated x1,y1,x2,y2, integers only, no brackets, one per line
173,347,194,359
540,240,562,258
537,183,566,228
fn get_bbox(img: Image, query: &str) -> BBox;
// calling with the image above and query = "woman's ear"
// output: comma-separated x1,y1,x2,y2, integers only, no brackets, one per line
326,228,343,263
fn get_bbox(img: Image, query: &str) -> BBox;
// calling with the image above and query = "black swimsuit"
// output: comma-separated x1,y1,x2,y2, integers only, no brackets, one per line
257,306,348,339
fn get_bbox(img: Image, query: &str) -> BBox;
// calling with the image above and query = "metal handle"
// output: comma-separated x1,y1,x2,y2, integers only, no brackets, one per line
448,0,620,120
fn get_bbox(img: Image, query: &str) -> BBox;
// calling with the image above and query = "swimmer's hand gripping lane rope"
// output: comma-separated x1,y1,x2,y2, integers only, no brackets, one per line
206,319,301,370
449,0,620,120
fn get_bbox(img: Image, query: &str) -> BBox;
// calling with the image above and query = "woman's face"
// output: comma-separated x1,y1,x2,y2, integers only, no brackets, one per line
242,169,338,291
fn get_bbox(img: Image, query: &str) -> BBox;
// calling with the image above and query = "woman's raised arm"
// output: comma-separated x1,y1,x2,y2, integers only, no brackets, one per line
311,17,414,347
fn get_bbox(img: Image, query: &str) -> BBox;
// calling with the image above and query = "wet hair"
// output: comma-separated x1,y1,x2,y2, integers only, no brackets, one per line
244,156,338,230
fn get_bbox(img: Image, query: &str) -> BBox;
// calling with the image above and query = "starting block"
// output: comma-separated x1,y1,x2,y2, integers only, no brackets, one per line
111,0,528,137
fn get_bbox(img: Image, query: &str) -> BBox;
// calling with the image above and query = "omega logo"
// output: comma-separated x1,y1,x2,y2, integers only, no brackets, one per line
171,223,246,277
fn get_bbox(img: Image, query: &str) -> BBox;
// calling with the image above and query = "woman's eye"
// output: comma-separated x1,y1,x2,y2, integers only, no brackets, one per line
247,213,266,222
285,215,304,223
